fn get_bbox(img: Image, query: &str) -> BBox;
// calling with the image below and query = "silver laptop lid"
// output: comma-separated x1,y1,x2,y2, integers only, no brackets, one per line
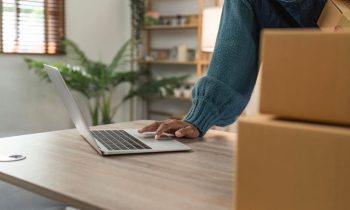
44,64,102,154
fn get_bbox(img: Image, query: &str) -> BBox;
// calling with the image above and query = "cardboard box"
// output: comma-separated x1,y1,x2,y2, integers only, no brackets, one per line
236,115,350,210
318,0,350,30
260,30,350,126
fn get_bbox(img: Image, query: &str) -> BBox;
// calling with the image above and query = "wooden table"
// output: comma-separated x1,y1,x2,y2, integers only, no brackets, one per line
0,121,236,210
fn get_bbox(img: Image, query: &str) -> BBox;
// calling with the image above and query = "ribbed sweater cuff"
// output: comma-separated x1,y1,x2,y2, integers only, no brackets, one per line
183,99,219,136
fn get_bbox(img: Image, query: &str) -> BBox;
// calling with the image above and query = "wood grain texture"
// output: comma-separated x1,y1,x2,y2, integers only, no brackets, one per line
0,120,236,210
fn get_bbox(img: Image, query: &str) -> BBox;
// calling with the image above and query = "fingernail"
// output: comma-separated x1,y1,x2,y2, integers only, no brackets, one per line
175,131,182,137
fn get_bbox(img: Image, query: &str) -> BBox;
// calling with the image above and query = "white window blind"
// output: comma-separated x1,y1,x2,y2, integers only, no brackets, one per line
0,0,64,54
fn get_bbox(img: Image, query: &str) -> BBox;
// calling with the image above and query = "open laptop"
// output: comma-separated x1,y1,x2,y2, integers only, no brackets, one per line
44,64,191,156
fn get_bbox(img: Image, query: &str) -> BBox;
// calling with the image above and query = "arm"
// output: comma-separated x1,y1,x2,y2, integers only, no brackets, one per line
139,0,260,139
184,0,260,135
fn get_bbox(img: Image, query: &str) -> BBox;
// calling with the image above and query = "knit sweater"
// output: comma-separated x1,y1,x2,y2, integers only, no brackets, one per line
183,0,326,135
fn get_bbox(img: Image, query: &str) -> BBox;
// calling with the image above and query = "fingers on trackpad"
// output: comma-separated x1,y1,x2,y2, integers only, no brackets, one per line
138,132,175,139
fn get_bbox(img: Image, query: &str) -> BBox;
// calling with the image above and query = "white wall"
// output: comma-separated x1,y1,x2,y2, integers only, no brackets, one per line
0,0,131,137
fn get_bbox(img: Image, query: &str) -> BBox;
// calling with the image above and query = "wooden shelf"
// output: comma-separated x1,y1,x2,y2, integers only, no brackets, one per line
166,96,192,100
138,60,210,65
151,95,192,101
157,96,192,101
142,0,216,120
143,24,198,30
139,60,196,65
160,14,198,19
200,60,210,65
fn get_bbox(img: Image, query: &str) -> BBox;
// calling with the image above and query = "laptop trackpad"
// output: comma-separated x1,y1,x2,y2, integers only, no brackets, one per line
137,132,175,140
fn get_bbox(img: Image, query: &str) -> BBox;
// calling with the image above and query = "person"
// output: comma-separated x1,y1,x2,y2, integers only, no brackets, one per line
139,0,327,139
4,1,327,210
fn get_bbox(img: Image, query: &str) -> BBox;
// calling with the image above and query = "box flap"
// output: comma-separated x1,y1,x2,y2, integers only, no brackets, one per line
332,0,350,14
318,0,350,30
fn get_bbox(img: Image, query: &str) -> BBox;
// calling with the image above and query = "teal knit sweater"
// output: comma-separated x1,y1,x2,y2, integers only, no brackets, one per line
184,0,259,135
183,0,325,135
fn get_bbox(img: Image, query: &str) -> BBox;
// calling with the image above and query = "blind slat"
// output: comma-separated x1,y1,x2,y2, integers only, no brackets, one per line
1,0,64,54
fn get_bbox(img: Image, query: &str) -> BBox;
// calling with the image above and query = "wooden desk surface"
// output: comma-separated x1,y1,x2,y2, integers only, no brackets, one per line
0,121,235,210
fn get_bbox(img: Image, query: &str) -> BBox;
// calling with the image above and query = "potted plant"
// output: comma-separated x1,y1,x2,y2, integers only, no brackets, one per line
25,39,186,125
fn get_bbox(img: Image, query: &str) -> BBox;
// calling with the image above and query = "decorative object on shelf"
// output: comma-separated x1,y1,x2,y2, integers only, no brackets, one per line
185,15,198,25
150,51,158,60
183,84,193,98
187,49,196,61
170,18,178,25
144,49,171,61
144,55,155,61
173,87,183,98
155,49,170,60
177,44,188,61
202,6,222,52
159,17,171,25
144,11,160,25
160,87,167,97
158,15,195,27
176,15,183,25
125,75,188,101
169,47,178,61
171,84,194,99
25,40,187,125
156,76,167,97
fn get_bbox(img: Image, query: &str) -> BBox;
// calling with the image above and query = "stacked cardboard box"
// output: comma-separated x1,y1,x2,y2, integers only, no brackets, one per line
236,116,350,210
259,30,350,126
235,1,350,209
318,0,350,30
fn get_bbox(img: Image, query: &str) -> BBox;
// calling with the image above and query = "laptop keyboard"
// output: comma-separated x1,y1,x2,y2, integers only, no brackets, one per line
91,130,151,151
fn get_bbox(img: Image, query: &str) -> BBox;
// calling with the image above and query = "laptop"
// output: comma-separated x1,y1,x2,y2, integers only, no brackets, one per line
44,64,191,156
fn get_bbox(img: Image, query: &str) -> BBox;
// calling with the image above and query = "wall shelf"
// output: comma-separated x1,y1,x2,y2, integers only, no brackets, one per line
143,24,198,30
140,0,217,120
156,96,192,101
138,59,209,65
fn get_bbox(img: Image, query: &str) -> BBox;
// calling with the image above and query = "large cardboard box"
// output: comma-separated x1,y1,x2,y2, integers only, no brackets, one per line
235,115,350,210
318,0,350,30
259,30,350,126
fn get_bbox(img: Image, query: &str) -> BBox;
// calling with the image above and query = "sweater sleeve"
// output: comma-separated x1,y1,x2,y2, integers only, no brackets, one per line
184,0,259,135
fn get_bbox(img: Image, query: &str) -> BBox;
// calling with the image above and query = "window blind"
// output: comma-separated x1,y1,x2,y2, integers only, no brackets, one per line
0,0,64,54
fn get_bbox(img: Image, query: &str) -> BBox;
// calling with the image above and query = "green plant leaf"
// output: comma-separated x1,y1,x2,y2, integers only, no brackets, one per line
63,39,91,70
24,58,96,98
107,40,131,74
24,37,190,126
110,71,140,87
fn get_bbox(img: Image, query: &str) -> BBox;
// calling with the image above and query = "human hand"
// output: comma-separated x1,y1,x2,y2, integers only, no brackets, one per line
138,119,200,140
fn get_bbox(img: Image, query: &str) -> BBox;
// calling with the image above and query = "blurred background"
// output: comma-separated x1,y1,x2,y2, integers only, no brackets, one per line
0,0,257,138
